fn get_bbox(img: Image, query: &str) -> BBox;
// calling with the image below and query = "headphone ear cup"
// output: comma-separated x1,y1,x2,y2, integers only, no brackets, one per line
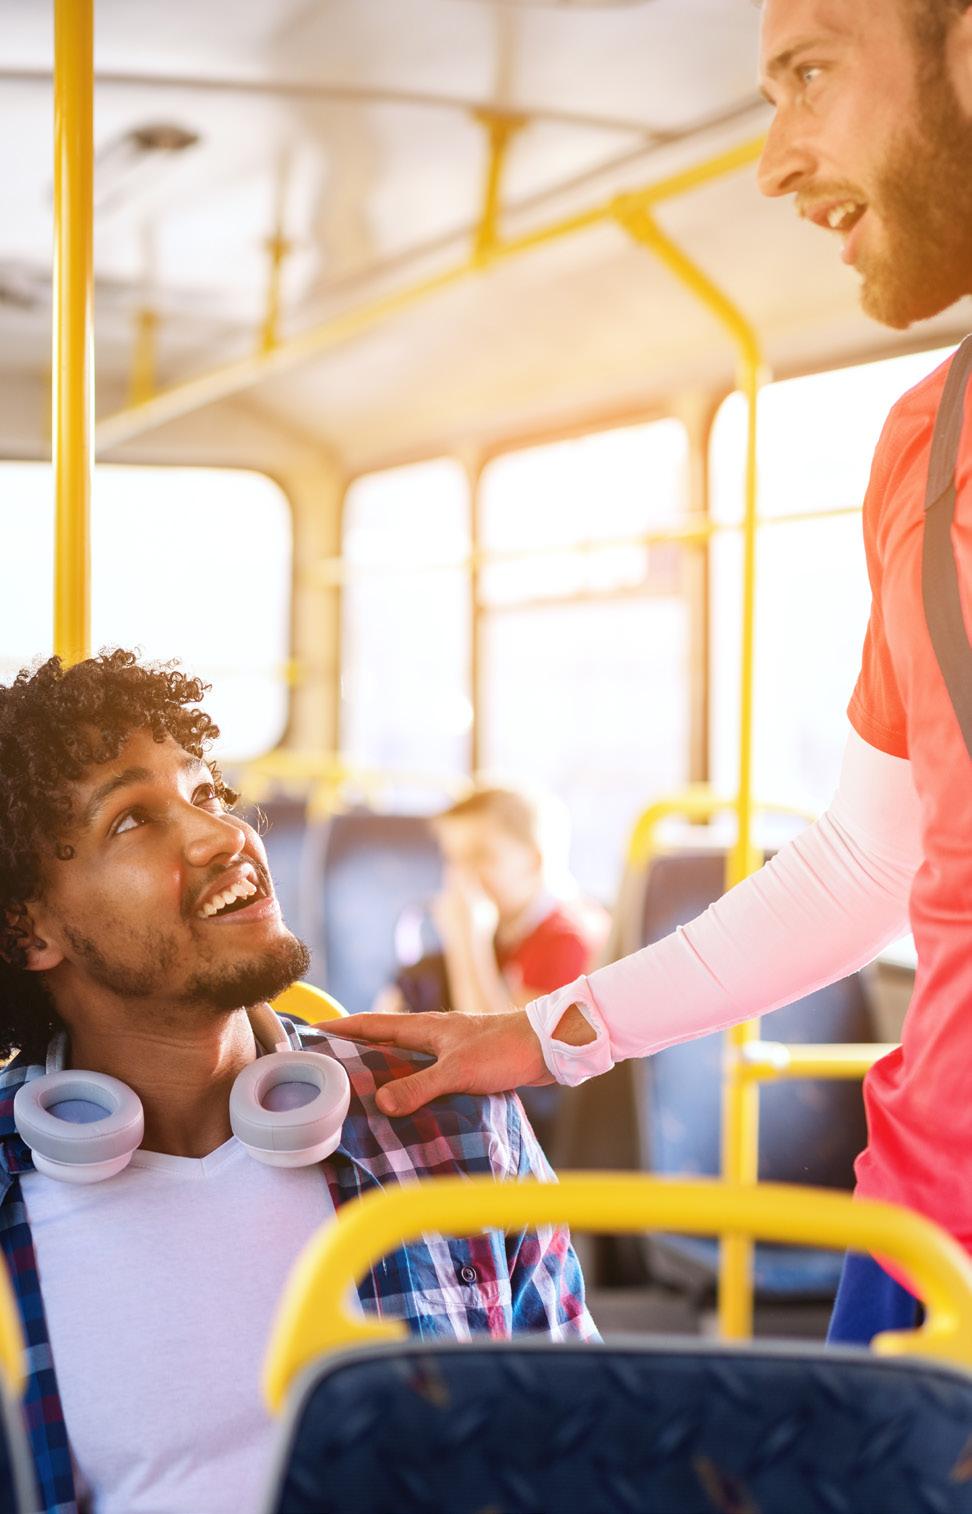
13,1071,145,1184
229,1051,350,1168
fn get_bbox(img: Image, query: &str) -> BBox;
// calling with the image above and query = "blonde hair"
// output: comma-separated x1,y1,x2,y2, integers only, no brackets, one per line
435,786,572,888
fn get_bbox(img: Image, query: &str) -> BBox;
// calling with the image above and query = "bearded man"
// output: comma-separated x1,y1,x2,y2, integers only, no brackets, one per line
335,0,972,1349
0,650,594,1514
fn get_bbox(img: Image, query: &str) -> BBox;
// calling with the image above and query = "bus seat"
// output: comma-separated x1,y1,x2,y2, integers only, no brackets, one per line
627,848,874,1299
259,1176,972,1514
0,1394,33,1514
271,982,347,1022
262,1339,972,1514
303,811,442,1015
240,798,325,980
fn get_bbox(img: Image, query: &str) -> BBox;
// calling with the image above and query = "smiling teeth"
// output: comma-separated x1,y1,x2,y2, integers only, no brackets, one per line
827,201,861,230
198,877,259,918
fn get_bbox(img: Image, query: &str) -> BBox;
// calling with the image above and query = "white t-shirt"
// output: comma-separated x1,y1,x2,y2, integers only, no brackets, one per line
21,1137,336,1514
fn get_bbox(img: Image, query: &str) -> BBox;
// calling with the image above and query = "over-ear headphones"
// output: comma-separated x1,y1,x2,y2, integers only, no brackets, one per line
12,1004,351,1184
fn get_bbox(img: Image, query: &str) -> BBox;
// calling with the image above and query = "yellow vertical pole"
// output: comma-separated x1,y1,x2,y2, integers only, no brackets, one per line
614,201,766,1339
128,307,158,407
720,348,763,1339
260,234,291,356
52,0,94,666
472,111,527,264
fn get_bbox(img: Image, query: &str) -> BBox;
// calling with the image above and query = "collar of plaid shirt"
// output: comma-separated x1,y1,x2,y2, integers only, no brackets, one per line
0,1021,593,1514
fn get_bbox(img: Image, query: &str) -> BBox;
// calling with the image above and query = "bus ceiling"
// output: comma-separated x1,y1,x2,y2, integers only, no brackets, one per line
3,0,968,470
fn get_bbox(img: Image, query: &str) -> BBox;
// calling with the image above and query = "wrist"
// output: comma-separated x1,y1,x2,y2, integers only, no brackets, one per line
524,982,614,1087
552,1003,597,1047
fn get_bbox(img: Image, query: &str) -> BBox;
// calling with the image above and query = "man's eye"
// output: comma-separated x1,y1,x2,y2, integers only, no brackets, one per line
113,808,147,836
195,784,224,810
798,64,823,86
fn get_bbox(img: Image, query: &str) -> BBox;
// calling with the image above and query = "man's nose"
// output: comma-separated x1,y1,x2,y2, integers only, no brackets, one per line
183,804,249,868
757,113,816,198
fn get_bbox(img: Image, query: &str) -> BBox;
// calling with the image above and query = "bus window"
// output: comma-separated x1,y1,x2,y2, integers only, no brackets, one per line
710,346,956,965
340,458,472,797
0,463,292,761
479,419,691,901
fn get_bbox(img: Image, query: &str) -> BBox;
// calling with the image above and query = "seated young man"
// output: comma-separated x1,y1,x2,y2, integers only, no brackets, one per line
0,651,595,1514
386,787,609,1018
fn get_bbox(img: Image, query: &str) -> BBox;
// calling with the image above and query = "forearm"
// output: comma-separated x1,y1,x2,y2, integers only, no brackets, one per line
527,729,923,1084
443,931,510,1016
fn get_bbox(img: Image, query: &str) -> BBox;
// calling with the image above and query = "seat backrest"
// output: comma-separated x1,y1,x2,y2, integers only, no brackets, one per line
262,1339,972,1514
240,795,316,948
632,849,872,1189
304,811,443,1014
0,1383,34,1514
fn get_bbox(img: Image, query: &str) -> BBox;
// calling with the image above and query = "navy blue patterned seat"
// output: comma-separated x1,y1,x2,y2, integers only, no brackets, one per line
629,849,876,1298
304,811,443,1014
239,798,330,987
0,1379,36,1514
262,1338,972,1514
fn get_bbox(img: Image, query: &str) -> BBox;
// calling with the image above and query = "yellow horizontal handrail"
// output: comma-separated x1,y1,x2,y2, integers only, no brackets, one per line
95,136,766,453
262,1173,972,1412
239,751,469,814
626,785,814,869
308,504,866,589
737,1040,899,1082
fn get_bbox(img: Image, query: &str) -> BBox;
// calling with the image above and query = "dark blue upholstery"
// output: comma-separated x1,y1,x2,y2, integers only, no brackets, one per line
305,812,443,1014
632,849,874,1296
264,1340,972,1514
0,1383,37,1514
240,799,329,987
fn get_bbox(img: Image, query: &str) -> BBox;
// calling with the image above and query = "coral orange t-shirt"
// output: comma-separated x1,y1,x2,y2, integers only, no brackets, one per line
849,348,972,1255
496,899,609,998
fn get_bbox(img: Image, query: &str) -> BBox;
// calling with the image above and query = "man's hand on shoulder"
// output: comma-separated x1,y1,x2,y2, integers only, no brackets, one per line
326,1008,553,1117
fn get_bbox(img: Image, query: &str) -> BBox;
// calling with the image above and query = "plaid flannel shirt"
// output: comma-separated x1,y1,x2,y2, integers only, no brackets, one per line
0,1021,596,1514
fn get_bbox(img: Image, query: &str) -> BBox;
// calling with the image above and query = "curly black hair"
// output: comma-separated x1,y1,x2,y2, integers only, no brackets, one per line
0,649,238,1063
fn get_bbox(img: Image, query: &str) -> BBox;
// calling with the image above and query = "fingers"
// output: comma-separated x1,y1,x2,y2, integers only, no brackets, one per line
375,1062,455,1118
322,1011,447,1052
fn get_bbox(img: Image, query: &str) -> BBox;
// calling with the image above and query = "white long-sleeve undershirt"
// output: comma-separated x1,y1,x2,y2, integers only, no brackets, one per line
525,729,924,1086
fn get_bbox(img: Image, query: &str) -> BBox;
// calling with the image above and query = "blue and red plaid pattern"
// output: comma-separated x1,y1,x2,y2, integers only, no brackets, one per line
0,1023,596,1513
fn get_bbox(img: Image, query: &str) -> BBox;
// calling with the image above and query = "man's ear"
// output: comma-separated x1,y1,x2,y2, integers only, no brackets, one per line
8,906,65,973
23,935,64,973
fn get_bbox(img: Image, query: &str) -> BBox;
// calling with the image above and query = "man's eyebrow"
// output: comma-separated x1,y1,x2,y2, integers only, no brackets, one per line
80,755,210,830
761,33,840,89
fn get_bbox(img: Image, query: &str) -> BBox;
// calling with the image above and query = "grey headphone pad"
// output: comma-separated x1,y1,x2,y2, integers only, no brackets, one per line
13,1070,145,1169
229,1050,351,1163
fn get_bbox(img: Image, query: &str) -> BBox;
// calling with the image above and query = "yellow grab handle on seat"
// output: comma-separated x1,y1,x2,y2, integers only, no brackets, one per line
263,1173,972,1411
0,1252,26,1398
271,981,347,1022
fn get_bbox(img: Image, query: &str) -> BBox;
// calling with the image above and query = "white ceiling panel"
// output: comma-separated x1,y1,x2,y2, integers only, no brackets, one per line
1,0,964,468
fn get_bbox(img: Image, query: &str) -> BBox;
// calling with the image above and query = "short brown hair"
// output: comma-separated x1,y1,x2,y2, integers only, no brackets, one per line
435,788,544,853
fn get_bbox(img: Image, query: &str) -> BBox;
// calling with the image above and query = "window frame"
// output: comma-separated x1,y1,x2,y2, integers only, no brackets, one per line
0,456,297,761
337,401,701,787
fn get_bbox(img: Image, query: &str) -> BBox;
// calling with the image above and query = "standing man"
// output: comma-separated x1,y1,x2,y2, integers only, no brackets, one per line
333,0,972,1344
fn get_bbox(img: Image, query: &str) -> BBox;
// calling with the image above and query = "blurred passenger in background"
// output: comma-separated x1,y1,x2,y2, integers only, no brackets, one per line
380,788,608,1018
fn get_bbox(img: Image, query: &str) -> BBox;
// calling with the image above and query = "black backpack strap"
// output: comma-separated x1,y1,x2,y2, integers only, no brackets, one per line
921,336,972,760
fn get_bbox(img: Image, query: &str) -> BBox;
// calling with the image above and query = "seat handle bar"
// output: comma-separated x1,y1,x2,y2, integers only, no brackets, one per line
263,1173,972,1410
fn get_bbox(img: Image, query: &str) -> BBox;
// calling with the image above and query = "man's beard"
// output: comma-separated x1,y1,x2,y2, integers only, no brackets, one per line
62,923,311,1013
860,57,972,328
181,933,311,1011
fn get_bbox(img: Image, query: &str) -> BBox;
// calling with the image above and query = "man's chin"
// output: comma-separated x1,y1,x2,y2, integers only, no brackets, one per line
858,254,966,330
184,933,312,1013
